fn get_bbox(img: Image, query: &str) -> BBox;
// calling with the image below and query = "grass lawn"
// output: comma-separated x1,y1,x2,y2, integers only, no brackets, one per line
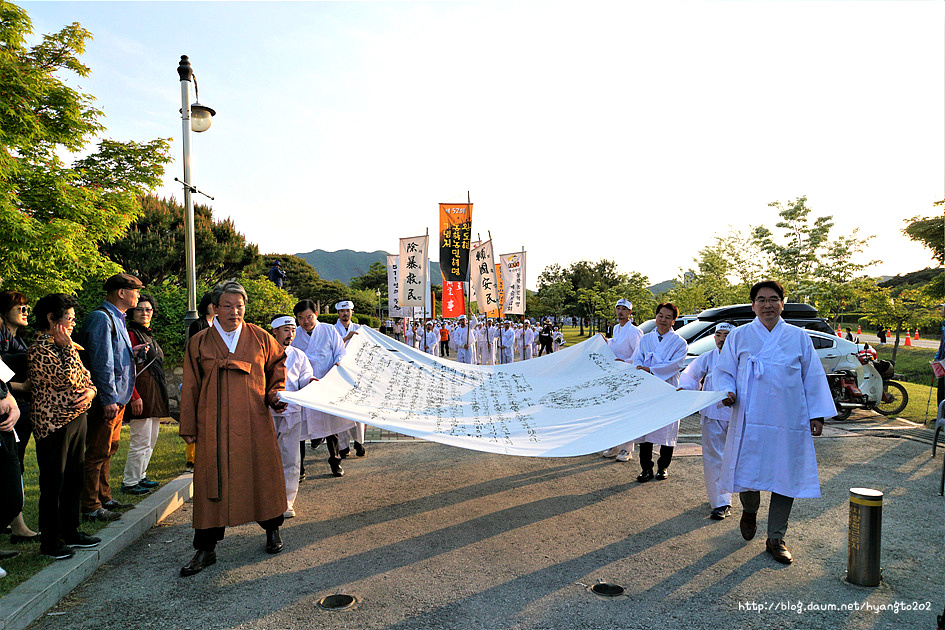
874,344,937,387
0,421,187,597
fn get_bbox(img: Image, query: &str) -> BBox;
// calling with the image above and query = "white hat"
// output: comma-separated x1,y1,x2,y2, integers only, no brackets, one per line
335,300,354,311
716,322,735,333
270,315,296,329
458,314,467,320
616,298,633,310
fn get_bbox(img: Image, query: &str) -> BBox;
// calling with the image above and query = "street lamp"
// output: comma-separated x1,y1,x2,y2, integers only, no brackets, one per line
376,289,381,322
177,55,216,331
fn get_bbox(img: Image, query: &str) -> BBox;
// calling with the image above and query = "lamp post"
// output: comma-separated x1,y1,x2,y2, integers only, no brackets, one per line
376,288,382,322
177,55,215,332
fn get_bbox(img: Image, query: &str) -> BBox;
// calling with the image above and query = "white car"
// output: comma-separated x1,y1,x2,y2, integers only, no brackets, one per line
684,327,861,374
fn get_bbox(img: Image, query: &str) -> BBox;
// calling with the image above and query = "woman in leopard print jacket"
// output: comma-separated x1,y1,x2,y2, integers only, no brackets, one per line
28,294,97,559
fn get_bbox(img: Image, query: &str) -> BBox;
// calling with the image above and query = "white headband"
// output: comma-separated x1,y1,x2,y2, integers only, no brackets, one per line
270,315,296,329
335,300,354,311
616,298,633,310
716,323,735,333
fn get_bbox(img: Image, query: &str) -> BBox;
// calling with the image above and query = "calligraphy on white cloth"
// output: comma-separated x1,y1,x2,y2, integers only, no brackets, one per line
282,327,725,457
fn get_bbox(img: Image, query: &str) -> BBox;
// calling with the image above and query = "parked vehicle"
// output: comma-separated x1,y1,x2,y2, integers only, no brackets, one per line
685,328,860,372
827,345,908,420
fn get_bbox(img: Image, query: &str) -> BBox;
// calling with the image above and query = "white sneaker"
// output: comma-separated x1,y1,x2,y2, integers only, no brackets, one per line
283,507,296,518
601,447,620,458
0,566,6,579
615,449,632,462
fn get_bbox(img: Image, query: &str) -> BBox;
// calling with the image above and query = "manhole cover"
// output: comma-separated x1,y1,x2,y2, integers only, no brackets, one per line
591,583,625,597
317,594,357,610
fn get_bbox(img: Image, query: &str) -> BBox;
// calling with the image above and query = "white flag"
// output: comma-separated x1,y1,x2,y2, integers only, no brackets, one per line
500,251,526,315
398,235,428,308
386,255,408,317
470,240,500,313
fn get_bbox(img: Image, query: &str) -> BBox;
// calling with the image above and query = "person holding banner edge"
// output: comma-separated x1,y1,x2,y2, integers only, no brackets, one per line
601,298,644,462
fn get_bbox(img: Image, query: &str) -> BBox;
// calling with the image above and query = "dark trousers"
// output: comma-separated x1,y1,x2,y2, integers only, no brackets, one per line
638,442,674,472
193,514,285,551
938,377,944,407
82,402,125,512
299,434,340,475
13,402,32,472
36,413,87,552
440,339,449,356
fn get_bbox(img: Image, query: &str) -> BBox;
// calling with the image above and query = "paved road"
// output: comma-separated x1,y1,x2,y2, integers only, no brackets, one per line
23,431,945,630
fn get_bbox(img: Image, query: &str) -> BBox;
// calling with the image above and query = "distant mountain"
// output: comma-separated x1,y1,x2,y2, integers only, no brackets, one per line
647,279,675,295
296,249,442,285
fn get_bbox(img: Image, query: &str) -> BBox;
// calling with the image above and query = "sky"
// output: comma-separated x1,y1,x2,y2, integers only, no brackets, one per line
20,1,945,289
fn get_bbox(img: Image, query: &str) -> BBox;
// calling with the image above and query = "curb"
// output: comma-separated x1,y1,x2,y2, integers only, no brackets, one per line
0,474,194,630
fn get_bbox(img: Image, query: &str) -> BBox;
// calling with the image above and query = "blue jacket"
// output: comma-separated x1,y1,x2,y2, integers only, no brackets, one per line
82,301,136,407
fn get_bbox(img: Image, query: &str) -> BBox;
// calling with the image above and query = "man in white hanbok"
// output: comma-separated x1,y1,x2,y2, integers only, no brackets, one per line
714,281,834,564
630,303,688,481
600,299,644,462
499,321,515,364
333,300,366,458
678,322,735,520
517,321,536,360
475,322,492,365
450,315,473,364
269,316,313,517
290,300,355,478
422,322,439,355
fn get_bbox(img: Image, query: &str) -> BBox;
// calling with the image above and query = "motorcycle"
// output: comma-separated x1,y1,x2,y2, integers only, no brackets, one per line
828,345,909,420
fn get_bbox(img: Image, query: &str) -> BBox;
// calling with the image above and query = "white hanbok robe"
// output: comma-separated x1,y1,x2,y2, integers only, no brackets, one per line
552,331,564,352
712,318,835,498
475,327,493,365
451,324,473,363
630,329,688,446
405,327,415,348
422,330,439,355
518,328,536,360
607,321,645,454
271,345,313,510
290,321,356,438
499,328,515,364
679,348,732,509
335,319,365,443
334,319,361,344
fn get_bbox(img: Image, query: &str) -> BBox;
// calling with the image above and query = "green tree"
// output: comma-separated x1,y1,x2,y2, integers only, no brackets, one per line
258,253,322,299
349,261,388,294
104,194,259,287
903,200,945,298
860,283,938,363
751,196,834,293
0,6,171,300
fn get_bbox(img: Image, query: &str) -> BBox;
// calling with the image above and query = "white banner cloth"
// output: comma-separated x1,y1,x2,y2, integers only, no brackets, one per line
281,327,725,458
500,251,526,315
398,234,428,307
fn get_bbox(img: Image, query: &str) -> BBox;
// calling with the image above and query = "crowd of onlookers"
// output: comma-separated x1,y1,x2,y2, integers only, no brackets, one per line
0,273,169,578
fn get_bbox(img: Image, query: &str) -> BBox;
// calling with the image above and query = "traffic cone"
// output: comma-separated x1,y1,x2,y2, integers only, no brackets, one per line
887,329,891,338
915,329,919,340
905,332,912,347
837,324,842,337
857,324,861,334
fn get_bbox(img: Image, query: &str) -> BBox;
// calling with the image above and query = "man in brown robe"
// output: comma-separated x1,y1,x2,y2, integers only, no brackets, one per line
178,282,288,577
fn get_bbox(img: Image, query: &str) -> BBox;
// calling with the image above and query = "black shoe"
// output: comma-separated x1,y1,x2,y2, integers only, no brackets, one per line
765,538,793,564
740,511,757,540
329,457,344,477
636,469,654,483
710,505,732,520
82,508,122,522
120,483,151,495
339,447,350,459
180,550,216,577
298,472,306,483
185,462,195,473
310,438,323,448
63,532,101,548
655,469,668,480
0,549,19,560
138,478,159,489
354,441,365,457
10,533,40,544
41,545,74,560
266,529,284,554
102,499,132,510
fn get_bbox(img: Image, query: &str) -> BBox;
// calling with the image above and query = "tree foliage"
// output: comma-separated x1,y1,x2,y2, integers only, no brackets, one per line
103,194,259,287
0,5,171,300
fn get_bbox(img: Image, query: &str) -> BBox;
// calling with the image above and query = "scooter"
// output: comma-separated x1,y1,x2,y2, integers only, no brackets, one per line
828,346,909,420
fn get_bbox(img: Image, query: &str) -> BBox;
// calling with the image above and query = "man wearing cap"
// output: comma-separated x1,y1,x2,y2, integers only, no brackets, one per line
517,320,536,361
80,273,148,522
678,322,735,520
713,280,835,564
290,299,354,477
269,315,313,518
450,315,473,364
600,298,645,463
475,321,492,365
333,301,366,457
268,260,285,288
422,322,439,356
499,321,515,364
